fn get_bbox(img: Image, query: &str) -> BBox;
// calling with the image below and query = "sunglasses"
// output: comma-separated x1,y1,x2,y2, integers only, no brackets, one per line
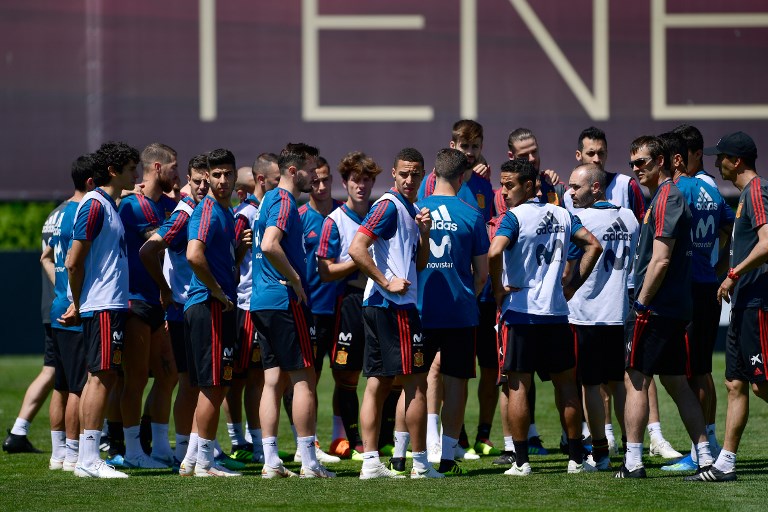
629,156,652,169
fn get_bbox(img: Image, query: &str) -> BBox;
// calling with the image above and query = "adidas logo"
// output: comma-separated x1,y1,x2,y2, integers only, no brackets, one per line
696,188,718,211
603,217,631,241
536,211,565,235
307,230,318,238
431,205,458,231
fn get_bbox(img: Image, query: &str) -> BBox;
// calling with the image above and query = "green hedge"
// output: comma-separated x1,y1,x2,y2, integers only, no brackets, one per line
0,201,59,250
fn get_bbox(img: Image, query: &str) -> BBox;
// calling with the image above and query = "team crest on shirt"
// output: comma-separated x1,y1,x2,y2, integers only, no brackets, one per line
112,349,122,365
476,194,485,209
643,206,652,224
414,351,424,367
223,365,233,381
736,202,743,219
335,350,348,365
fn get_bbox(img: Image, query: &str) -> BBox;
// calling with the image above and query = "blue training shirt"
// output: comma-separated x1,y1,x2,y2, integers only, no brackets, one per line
300,200,342,315
49,200,81,332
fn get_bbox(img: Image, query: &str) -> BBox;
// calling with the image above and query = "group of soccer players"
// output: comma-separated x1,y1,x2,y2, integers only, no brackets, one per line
4,120,768,483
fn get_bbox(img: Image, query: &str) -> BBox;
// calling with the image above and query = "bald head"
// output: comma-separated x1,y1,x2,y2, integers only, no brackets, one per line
568,163,606,208
235,166,255,202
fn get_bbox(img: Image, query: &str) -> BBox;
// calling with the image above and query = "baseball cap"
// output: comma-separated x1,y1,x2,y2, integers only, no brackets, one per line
703,131,757,160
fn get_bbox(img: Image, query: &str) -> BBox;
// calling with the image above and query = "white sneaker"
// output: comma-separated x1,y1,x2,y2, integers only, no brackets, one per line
315,444,341,464
454,444,480,461
75,460,129,478
49,458,65,470
125,452,170,469
410,465,445,479
360,462,406,480
194,463,242,477
608,438,619,457
179,459,195,476
300,464,336,478
63,460,77,472
427,443,442,464
504,462,532,476
568,459,598,473
261,463,298,479
649,438,683,458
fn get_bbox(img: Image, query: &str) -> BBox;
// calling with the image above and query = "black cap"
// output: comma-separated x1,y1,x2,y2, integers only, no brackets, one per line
703,131,757,160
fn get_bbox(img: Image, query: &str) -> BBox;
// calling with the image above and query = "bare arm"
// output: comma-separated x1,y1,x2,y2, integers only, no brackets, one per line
139,234,172,310
40,245,55,285
414,207,432,272
718,224,768,304
563,227,603,300
260,225,307,304
318,258,358,282
187,239,234,311
58,239,91,326
235,229,253,268
488,235,511,307
349,231,411,295
472,253,489,296
715,225,733,277
636,237,674,307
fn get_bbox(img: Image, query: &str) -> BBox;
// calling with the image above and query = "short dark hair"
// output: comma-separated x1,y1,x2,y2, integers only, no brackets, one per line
672,124,704,153
92,141,140,186
630,135,670,171
278,143,319,174
71,154,95,192
507,128,536,151
452,120,483,144
188,154,208,174
658,132,688,168
578,126,607,151
317,156,329,169
393,147,424,169
500,158,537,186
206,148,236,171
141,142,177,169
338,151,382,182
434,148,467,181
253,152,278,177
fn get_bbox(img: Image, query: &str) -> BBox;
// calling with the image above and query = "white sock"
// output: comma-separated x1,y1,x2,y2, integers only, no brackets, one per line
331,415,346,441
123,425,142,459
227,422,246,447
197,437,214,469
527,423,540,439
77,434,85,465
427,414,441,448
65,438,79,463
441,435,457,461
184,433,199,464
696,441,713,467
81,430,102,467
298,435,318,468
604,424,615,443
625,442,643,469
263,436,280,467
11,418,30,436
175,434,190,462
362,451,380,469
647,422,663,444
393,431,410,458
504,435,515,452
714,449,736,473
412,450,429,471
150,423,172,457
51,431,66,460
581,421,591,439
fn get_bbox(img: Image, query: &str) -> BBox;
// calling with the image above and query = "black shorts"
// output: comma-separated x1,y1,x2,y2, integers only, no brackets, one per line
235,307,264,375
82,310,126,374
572,324,625,385
314,310,338,369
128,299,165,332
167,318,187,373
476,300,500,369
184,300,237,387
725,307,768,384
252,300,315,372
331,289,365,372
51,328,87,393
43,323,55,367
686,282,720,376
625,309,688,376
425,327,476,379
363,306,432,377
500,321,575,376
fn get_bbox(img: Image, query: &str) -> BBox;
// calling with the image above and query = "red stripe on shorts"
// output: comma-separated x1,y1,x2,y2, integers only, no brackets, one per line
759,309,768,376
684,331,692,379
211,301,221,386
291,300,313,368
629,313,649,368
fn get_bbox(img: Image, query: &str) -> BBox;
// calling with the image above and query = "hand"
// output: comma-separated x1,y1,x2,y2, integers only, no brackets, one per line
415,207,431,236
563,284,575,301
473,163,491,179
717,277,734,305
57,303,81,327
159,286,173,311
494,285,519,308
542,169,560,186
212,289,234,312
386,277,411,295
121,183,145,198
240,228,253,250
290,279,308,305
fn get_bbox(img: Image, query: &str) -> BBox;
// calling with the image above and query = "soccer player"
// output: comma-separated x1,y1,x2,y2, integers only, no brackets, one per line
42,155,95,471
617,135,713,479
118,143,179,468
139,154,209,469
566,163,639,470
417,148,489,476
317,151,381,460
349,147,439,479
488,158,602,476
58,140,139,478
686,131,766,482
251,142,335,479
182,148,249,477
